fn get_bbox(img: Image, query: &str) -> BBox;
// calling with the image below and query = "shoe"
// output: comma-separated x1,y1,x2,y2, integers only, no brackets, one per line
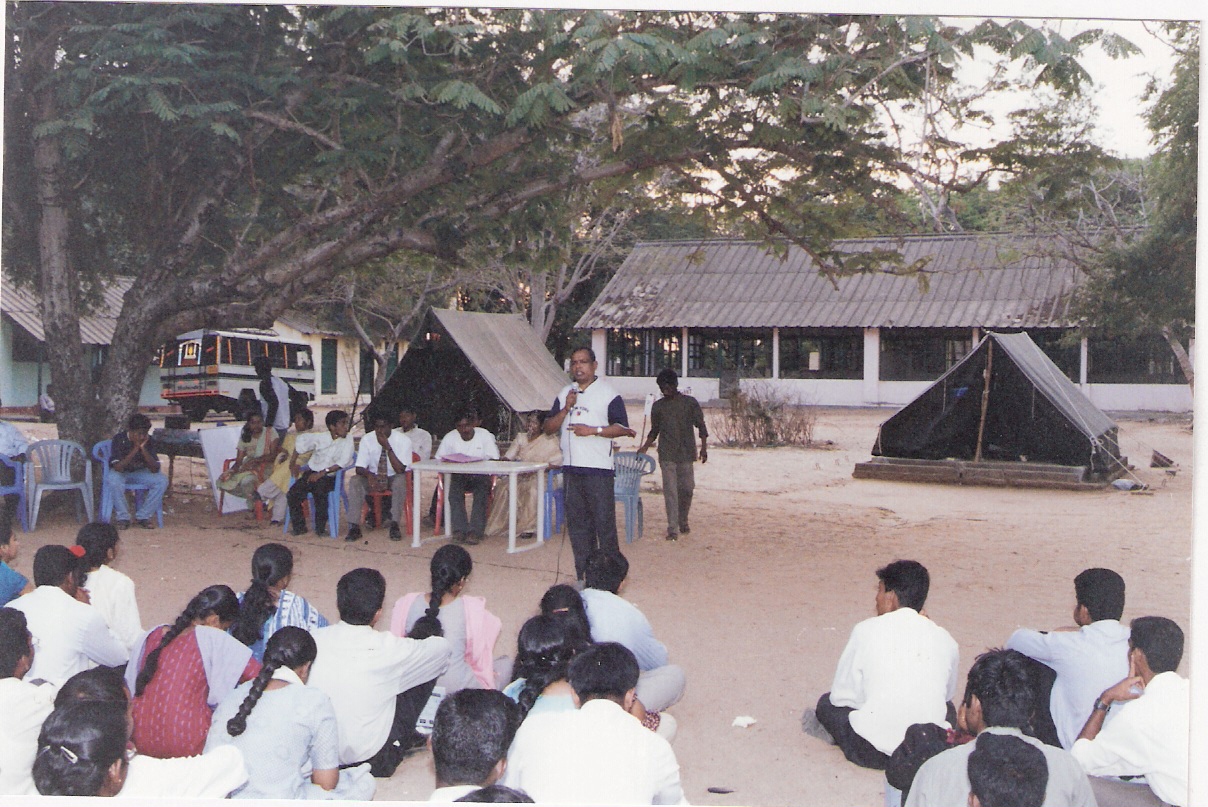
290,523,308,537
345,524,363,543
664,532,678,541
800,708,836,745
452,531,469,545
137,519,155,529
269,520,281,526
464,533,483,546
116,520,131,531
388,522,402,542
680,524,690,534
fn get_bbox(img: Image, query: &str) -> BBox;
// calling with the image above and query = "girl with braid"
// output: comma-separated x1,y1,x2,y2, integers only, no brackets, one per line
125,585,260,759
206,627,375,800
390,544,511,691
231,543,327,662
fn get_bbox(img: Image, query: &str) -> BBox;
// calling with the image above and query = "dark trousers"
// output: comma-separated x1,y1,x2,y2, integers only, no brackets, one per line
0,462,17,523
449,474,490,536
287,473,337,532
360,678,438,778
815,692,891,770
564,471,619,579
1017,655,1062,746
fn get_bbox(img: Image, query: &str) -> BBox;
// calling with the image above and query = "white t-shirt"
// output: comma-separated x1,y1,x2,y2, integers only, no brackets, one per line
9,586,129,686
396,426,433,460
260,375,292,432
551,378,627,472
82,564,143,651
435,428,499,462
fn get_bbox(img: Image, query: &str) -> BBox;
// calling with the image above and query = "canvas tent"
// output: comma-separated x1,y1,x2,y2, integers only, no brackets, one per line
364,309,568,443
870,332,1122,478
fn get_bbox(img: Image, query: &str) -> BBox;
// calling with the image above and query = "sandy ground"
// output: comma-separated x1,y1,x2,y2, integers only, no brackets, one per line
6,405,1193,807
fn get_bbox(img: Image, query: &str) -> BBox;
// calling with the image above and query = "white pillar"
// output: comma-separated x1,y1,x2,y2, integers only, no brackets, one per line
681,327,689,379
0,320,13,410
863,328,880,405
1079,336,1089,388
592,329,607,375
772,327,780,380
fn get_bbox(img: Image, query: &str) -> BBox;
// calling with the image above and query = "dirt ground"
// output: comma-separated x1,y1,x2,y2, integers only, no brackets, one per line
7,405,1193,807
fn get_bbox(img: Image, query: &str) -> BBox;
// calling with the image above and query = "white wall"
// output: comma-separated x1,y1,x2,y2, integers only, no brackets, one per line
272,323,365,407
1083,384,1193,413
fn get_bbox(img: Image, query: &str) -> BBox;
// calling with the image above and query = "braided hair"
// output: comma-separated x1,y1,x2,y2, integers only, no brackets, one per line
74,522,120,573
512,614,586,720
413,544,472,639
226,626,316,737
231,543,293,647
135,585,240,697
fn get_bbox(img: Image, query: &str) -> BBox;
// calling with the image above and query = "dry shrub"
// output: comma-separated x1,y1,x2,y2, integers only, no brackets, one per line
706,383,817,447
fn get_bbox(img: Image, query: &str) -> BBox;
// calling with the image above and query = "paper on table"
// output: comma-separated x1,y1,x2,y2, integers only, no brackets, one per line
439,453,486,463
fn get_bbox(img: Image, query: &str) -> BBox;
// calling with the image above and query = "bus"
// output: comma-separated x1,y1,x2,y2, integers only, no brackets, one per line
158,329,316,422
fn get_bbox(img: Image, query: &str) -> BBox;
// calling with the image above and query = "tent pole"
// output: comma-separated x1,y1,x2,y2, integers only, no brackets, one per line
974,340,993,462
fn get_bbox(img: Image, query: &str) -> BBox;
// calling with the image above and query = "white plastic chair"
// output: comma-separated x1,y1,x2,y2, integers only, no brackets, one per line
27,439,94,530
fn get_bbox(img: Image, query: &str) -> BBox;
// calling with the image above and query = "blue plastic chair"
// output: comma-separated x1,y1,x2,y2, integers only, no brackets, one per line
613,451,655,544
27,439,94,530
0,454,29,532
91,440,164,528
544,466,565,539
282,466,350,539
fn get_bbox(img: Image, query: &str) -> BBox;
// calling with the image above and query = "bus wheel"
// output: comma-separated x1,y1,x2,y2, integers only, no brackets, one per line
181,402,208,422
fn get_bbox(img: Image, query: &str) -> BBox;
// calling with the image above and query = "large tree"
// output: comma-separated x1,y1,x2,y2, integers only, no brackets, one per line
4,6,1128,445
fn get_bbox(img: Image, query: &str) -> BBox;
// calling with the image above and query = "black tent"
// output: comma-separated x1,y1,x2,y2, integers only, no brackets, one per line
872,332,1122,476
364,309,568,443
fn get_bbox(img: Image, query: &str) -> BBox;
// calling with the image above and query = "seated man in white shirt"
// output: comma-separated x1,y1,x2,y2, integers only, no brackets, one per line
429,689,522,802
906,649,1095,807
346,414,413,544
1071,616,1188,807
1005,568,1130,748
967,733,1049,807
580,550,686,713
308,568,451,778
0,608,58,796
397,405,434,461
805,559,959,770
434,411,499,545
9,545,128,686
503,642,687,805
287,410,354,537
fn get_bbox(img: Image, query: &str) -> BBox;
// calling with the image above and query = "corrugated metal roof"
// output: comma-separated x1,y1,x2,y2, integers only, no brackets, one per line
577,234,1084,330
0,274,133,345
432,309,568,413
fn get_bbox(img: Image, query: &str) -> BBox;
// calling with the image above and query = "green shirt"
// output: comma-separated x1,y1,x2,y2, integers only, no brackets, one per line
648,393,707,463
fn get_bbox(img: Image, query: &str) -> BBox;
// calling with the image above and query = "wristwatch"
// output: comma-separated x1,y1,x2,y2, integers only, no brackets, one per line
596,426,603,435
1093,698,1110,712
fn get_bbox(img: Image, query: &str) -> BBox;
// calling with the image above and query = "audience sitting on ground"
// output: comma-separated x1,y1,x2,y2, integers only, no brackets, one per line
539,583,593,645
454,784,535,803
434,410,500,545
346,414,414,544
0,607,57,795
257,407,315,526
230,542,328,662
1005,567,1130,749
503,642,687,805
217,411,278,507
806,559,959,771
32,700,131,796
905,649,1094,807
126,585,260,758
55,665,250,799
1070,615,1188,807
9,544,128,686
287,410,355,537
967,733,1050,807
306,567,450,778
106,413,169,530
76,522,143,651
392,544,510,693
580,550,686,715
0,513,33,606
503,614,587,721
206,626,375,800
429,688,522,802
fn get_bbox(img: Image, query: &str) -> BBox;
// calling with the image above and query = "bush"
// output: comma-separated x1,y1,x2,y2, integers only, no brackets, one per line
706,383,817,447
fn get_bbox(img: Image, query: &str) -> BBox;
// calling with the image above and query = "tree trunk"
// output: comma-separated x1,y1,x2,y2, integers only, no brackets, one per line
529,272,551,341
1161,324,1194,394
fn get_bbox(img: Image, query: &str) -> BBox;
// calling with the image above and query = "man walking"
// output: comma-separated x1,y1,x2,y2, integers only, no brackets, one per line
252,356,291,440
637,368,707,541
544,348,635,581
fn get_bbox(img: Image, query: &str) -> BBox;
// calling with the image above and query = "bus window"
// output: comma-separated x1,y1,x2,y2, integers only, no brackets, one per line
297,346,313,368
202,334,218,364
178,340,201,367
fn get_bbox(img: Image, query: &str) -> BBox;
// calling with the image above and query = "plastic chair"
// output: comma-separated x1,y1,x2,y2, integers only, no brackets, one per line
218,458,266,521
360,453,419,530
544,467,565,539
282,466,350,539
0,454,29,532
91,440,164,528
434,472,495,536
26,440,94,531
613,451,655,544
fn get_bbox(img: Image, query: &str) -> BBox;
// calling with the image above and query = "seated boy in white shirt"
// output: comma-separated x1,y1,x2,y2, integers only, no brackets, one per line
287,410,354,536
434,411,499,545
429,689,521,802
